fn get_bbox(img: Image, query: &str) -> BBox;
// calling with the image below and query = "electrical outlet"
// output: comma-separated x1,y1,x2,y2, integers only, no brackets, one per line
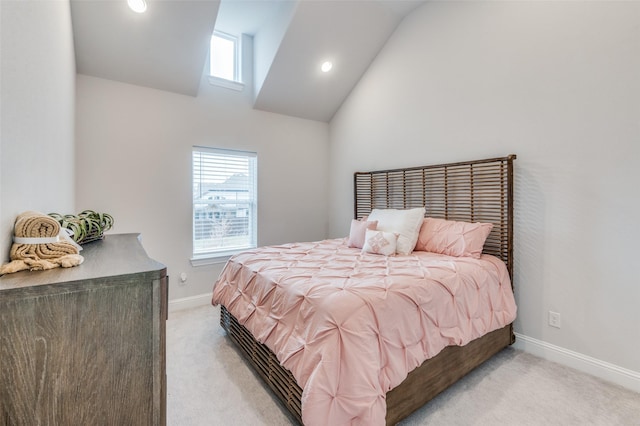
549,311,561,328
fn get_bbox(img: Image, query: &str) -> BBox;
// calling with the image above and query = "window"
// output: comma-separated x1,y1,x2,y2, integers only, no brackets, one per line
209,31,244,90
192,147,257,261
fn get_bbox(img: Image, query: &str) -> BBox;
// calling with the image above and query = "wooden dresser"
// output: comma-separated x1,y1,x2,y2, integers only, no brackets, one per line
0,233,167,425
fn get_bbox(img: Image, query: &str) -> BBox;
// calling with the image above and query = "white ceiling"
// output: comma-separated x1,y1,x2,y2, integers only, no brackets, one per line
71,0,220,96
70,0,425,122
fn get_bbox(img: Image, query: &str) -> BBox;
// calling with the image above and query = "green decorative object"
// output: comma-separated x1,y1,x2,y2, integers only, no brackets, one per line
48,210,114,245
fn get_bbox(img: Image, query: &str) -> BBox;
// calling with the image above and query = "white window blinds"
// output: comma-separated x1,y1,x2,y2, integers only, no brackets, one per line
192,147,257,257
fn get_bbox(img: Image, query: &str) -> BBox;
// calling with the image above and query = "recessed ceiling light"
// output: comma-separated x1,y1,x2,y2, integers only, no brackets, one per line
321,61,333,73
127,0,147,13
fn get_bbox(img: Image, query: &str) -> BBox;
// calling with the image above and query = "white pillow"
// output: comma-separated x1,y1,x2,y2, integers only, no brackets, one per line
366,207,425,255
362,230,397,256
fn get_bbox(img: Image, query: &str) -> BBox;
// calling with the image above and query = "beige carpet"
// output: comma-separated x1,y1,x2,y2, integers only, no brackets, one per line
167,305,640,425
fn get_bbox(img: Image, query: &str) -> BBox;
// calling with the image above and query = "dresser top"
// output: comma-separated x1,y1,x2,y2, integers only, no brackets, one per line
0,233,166,293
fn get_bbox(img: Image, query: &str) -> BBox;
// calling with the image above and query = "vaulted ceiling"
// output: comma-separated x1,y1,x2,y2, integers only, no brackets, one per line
70,0,425,122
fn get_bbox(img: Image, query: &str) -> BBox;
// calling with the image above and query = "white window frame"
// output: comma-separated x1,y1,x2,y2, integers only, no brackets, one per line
208,31,245,91
191,146,257,265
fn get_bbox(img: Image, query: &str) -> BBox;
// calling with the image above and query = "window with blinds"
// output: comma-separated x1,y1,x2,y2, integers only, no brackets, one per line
192,147,257,258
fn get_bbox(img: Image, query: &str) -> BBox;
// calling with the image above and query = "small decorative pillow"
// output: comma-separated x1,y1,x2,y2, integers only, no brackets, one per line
366,207,425,255
414,217,493,258
347,219,378,249
362,230,398,256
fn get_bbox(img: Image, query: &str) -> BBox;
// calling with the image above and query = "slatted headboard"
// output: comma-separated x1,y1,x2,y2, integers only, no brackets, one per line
354,155,516,279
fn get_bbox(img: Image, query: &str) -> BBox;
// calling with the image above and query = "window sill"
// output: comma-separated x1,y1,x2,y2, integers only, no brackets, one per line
190,254,232,267
208,75,245,91
190,246,254,267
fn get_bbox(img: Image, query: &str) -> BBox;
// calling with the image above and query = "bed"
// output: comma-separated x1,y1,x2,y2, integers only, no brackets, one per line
212,155,517,425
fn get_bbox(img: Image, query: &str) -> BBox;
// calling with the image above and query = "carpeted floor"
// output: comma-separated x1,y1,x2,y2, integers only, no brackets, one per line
166,305,640,425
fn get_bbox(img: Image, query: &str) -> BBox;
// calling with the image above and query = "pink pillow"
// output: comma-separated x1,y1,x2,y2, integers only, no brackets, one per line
414,217,493,258
347,219,378,248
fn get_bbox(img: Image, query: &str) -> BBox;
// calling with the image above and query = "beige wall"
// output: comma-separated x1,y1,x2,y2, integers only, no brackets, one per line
329,1,640,376
75,72,329,300
0,0,76,262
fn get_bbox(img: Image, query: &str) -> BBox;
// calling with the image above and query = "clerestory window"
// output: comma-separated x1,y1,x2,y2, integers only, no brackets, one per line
209,31,244,90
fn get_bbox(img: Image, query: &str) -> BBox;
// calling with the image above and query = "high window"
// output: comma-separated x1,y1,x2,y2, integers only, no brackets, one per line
209,31,243,90
192,147,257,260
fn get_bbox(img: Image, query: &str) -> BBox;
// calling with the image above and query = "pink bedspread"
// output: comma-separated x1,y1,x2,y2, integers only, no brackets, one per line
212,238,517,425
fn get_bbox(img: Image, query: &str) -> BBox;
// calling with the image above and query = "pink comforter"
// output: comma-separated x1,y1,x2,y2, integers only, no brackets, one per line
212,238,517,425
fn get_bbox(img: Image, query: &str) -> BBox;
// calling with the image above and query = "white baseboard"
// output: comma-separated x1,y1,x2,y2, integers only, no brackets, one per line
168,293,213,313
513,332,640,394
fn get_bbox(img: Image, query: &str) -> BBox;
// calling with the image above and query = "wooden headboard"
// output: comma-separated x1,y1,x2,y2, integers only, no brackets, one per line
354,155,516,279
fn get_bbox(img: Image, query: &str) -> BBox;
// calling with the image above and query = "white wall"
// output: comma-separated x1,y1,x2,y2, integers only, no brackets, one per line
75,66,329,300
253,0,298,103
329,1,640,376
0,0,76,262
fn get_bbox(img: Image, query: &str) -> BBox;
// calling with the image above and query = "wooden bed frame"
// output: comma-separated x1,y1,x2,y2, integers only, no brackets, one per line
219,154,516,425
